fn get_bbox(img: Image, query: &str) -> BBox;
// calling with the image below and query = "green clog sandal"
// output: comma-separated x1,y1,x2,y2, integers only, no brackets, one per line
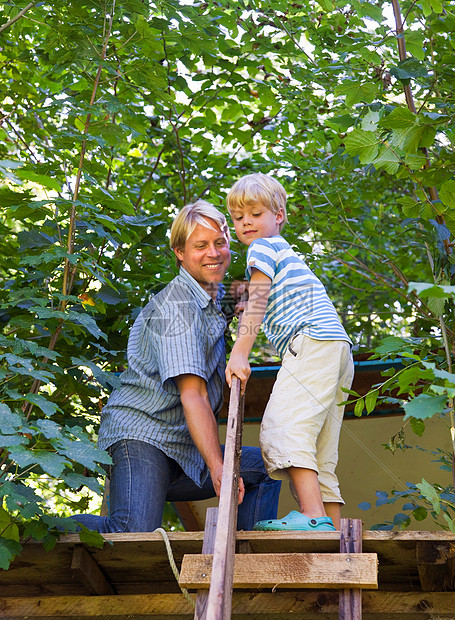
253,510,336,531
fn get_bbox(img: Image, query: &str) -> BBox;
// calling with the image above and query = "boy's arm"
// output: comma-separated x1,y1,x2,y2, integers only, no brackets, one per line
225,268,272,392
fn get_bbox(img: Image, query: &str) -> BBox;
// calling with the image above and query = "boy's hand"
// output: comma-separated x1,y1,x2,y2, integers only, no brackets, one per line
225,350,251,393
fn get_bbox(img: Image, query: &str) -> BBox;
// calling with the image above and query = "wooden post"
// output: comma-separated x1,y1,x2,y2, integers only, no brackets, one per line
339,518,363,620
204,375,244,620
194,508,218,619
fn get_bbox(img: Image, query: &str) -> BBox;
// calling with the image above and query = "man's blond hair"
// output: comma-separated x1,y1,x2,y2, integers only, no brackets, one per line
226,173,288,230
170,200,230,265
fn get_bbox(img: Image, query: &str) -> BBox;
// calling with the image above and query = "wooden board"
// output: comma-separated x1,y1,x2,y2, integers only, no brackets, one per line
204,375,244,619
179,553,378,589
2,591,455,619
2,531,455,598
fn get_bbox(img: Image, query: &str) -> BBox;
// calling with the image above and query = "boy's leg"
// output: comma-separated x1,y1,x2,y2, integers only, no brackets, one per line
316,342,354,529
288,466,326,518
324,502,341,529
257,337,350,531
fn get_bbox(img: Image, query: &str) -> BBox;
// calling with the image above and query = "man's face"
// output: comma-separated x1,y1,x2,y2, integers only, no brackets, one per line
174,218,231,297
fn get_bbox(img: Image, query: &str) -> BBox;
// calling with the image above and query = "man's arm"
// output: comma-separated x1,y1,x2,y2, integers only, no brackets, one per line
225,268,272,392
175,373,245,502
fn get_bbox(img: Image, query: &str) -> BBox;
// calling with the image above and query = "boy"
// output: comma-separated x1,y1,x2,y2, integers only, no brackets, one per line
225,174,353,531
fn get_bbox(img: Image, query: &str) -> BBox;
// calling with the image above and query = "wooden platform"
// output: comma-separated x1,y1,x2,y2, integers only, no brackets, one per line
1,530,455,619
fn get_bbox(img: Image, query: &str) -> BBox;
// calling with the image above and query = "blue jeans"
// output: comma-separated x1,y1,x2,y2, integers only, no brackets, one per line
70,439,281,532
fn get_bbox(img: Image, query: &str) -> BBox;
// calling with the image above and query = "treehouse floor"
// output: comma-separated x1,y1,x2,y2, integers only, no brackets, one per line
1,530,455,619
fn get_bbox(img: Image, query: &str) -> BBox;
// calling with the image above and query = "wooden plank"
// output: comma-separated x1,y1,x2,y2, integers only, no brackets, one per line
4,530,455,598
339,518,363,620
417,541,455,592
194,507,218,619
180,552,378,589
3,591,455,618
173,502,203,532
71,546,115,596
204,375,244,620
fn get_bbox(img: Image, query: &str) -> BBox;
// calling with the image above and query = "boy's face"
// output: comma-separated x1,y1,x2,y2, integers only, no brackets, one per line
231,203,284,246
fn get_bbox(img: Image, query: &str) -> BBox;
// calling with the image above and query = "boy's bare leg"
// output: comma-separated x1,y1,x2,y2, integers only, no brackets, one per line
324,502,341,530
288,466,327,519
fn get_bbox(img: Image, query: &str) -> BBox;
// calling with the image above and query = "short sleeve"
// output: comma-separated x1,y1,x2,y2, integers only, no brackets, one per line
246,238,277,281
147,297,209,393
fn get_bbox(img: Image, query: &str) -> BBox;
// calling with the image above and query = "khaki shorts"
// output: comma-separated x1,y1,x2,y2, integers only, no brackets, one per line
259,335,354,504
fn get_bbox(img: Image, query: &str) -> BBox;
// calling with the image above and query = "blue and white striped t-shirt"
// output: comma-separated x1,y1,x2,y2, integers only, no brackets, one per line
246,236,351,358
98,268,226,487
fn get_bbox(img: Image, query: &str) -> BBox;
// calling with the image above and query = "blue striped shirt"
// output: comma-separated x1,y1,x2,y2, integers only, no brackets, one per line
98,268,226,487
246,236,351,357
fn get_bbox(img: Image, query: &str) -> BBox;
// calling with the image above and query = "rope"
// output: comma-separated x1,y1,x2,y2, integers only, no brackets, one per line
154,527,196,609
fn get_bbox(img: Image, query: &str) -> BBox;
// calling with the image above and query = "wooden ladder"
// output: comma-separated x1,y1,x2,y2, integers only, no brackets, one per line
180,378,378,620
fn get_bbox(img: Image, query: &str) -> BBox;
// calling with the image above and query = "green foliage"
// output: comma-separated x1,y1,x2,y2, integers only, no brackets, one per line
1,0,455,561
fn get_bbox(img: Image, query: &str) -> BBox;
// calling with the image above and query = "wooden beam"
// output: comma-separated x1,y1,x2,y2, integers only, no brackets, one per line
180,552,378,589
174,501,203,532
194,507,218,619
417,541,455,592
3,591,455,618
339,518,363,620
71,546,115,596
204,376,244,619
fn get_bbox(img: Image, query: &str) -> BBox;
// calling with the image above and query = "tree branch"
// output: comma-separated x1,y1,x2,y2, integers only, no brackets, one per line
0,2,36,35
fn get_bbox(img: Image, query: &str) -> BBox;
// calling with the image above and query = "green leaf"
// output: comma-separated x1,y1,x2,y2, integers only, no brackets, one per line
0,538,22,570
403,394,447,420
413,506,428,521
426,296,446,316
373,147,400,174
374,336,409,355
32,419,64,439
416,479,440,513
357,1,383,22
326,115,355,131
71,356,121,390
77,525,105,549
67,310,107,341
0,508,20,542
0,405,25,434
379,107,416,130
440,180,455,209
55,438,112,469
8,446,68,477
335,81,378,107
62,473,103,494
409,417,425,437
408,282,455,298
15,170,61,192
444,513,455,533
354,397,365,417
398,196,421,217
390,59,430,81
344,129,379,163
20,394,62,417
365,389,379,414
405,31,426,61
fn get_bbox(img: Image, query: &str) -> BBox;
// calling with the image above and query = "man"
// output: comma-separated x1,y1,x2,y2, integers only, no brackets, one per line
72,200,281,532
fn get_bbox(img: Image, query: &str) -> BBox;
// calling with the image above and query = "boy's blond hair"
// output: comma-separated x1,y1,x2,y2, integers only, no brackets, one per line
170,200,230,266
226,173,288,230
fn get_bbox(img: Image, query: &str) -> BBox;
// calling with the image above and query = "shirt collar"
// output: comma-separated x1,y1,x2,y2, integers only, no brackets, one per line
178,267,225,308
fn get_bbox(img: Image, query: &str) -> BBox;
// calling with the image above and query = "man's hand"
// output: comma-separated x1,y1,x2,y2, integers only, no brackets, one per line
175,374,245,504
210,463,245,504
225,349,251,393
